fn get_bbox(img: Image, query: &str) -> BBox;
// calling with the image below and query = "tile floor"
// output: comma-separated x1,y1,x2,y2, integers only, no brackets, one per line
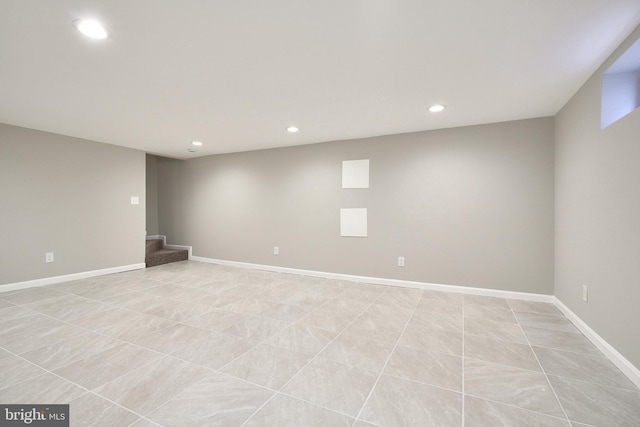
1,261,639,426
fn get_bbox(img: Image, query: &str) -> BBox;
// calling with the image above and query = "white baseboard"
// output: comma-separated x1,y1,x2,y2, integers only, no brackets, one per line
146,235,191,259
194,255,639,386
190,256,554,303
0,263,146,293
553,297,640,389
3,251,638,388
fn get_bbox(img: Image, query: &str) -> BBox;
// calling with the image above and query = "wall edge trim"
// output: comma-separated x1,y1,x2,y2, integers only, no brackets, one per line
192,256,640,386
553,297,640,389
5,256,637,387
190,256,553,302
0,263,146,293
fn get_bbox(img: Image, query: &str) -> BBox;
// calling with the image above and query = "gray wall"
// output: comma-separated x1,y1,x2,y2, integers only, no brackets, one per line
158,117,555,294
0,123,146,286
555,26,640,368
146,154,159,236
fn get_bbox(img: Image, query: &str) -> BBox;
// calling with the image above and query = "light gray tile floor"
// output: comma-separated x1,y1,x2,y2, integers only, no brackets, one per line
0,260,638,426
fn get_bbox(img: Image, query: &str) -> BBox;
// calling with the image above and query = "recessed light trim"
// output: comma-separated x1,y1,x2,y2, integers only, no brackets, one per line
286,126,299,133
73,19,110,39
191,141,203,146
429,104,446,113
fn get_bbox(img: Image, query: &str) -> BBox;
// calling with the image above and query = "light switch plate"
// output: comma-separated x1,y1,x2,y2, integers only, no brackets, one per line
130,196,140,205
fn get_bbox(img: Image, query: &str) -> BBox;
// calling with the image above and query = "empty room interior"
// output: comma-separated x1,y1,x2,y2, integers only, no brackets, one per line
1,1,640,426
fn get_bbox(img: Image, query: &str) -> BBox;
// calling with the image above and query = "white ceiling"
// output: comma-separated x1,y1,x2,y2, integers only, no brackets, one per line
1,1,640,159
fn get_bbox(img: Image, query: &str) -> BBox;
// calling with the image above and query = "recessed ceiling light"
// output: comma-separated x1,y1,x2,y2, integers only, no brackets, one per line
73,19,110,39
429,104,446,113
191,141,203,146
286,126,299,133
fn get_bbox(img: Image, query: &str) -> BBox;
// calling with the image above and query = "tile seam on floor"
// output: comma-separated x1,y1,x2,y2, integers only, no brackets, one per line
523,342,601,357
239,283,388,427
544,372,640,396
213,282,355,373
0,345,152,425
512,304,573,425
273,390,363,421
5,302,186,361
320,342,466,390
14,292,186,338
146,366,364,426
8,264,631,427
0,298,223,406
350,295,421,426
165,279,363,425
462,393,574,424
529,345,639,391
462,355,544,375
135,368,267,426
1,324,176,393
3,273,381,425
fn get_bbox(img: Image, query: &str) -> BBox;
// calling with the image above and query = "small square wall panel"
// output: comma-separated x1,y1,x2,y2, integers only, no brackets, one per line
342,159,369,188
340,208,368,237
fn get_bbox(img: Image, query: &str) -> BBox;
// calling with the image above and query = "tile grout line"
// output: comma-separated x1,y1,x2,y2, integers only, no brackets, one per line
97,268,640,424
5,265,623,426
4,281,355,391
35,266,287,424
459,393,572,424
240,286,388,427
0,302,230,426
184,298,436,424
147,365,364,425
350,295,421,426
3,270,364,426
0,294,235,426
213,283,356,373
510,303,573,425
131,369,232,425
6,296,206,361
0,344,156,425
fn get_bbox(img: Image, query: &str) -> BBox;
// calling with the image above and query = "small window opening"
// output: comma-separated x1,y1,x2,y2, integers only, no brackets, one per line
601,37,640,129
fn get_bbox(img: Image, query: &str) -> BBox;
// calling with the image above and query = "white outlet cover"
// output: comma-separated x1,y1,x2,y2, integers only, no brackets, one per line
130,196,140,205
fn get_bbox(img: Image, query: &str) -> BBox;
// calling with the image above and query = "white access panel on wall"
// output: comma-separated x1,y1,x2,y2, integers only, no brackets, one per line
342,159,370,188
340,208,368,237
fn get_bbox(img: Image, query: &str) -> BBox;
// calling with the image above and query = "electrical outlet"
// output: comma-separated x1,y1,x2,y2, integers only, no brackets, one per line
398,256,405,267
582,285,588,302
45,252,54,263
274,246,279,255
